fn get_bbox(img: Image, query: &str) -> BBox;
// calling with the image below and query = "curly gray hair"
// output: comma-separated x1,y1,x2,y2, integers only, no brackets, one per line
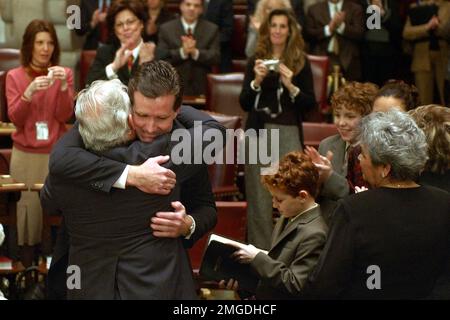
358,110,428,181
75,79,132,152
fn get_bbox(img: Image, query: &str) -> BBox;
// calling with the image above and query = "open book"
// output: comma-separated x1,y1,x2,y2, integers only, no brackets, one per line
199,234,259,293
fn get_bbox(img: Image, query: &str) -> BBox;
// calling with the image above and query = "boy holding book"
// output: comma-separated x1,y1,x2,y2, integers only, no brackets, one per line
222,151,328,299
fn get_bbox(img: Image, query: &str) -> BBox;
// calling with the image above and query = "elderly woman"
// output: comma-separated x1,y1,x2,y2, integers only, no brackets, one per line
222,151,328,299
409,104,450,192
240,8,316,250
307,110,450,299
86,0,155,86
6,20,74,268
245,0,293,58
372,80,420,112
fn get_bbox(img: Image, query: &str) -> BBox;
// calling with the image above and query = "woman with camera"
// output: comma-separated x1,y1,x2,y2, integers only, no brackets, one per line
6,20,74,268
240,8,316,251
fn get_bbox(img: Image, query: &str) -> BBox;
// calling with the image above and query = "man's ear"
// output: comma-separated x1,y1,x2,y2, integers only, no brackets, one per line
298,190,309,201
128,114,135,130
382,163,392,178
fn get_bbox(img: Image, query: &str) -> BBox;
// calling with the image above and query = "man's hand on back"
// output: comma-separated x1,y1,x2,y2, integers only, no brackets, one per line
127,155,176,195
151,201,194,238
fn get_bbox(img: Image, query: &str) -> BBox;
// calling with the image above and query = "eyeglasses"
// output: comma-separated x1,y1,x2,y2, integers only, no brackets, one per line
115,18,138,30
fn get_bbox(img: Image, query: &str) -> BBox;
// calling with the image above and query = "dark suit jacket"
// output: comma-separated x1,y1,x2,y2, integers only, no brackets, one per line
75,0,111,50
250,206,328,299
157,18,220,95
204,0,233,72
143,8,176,44
305,0,365,80
307,186,450,299
204,0,233,43
43,106,224,299
317,134,350,224
85,42,140,86
239,57,316,141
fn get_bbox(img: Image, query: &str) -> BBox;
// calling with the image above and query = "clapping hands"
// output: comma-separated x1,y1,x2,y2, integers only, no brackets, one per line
304,146,334,185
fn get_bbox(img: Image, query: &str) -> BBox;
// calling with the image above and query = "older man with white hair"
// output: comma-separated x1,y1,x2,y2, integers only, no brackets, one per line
41,67,225,299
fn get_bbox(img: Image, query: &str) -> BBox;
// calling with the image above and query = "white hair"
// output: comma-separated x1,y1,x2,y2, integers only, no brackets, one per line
75,79,132,152
358,110,428,181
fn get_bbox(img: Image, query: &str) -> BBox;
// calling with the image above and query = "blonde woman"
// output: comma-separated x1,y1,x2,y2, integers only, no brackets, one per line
409,104,450,192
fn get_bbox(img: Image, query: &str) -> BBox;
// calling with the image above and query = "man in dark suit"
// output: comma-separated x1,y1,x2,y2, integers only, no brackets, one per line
359,0,402,86
157,0,220,95
42,62,224,299
305,0,365,81
75,0,112,50
203,0,234,72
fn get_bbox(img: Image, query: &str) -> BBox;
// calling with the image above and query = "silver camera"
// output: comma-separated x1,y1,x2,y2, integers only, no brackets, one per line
262,59,280,72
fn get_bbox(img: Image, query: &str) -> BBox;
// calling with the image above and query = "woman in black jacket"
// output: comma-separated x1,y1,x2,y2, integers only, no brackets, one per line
240,8,316,251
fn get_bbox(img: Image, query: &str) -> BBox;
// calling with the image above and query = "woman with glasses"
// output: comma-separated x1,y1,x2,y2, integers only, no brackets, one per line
86,0,156,86
239,9,316,251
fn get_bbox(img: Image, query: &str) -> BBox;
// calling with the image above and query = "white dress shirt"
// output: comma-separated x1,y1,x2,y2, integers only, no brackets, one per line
324,0,346,53
179,18,199,60
105,39,143,79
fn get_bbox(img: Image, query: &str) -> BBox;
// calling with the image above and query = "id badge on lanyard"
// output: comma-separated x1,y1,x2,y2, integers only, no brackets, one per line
36,121,49,141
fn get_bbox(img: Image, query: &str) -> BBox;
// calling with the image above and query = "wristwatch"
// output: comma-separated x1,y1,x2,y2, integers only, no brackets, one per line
186,215,196,238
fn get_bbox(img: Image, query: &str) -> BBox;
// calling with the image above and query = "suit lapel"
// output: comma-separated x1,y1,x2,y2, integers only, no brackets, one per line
193,19,202,39
270,206,321,251
321,1,332,24
177,19,186,40
271,216,288,246
329,136,346,175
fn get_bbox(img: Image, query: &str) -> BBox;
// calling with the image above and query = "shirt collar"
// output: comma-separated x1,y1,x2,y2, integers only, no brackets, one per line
328,0,344,11
181,17,198,33
126,39,143,61
289,203,319,224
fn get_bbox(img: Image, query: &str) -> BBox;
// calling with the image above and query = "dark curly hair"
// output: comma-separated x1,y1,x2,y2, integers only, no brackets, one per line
262,151,319,198
331,82,379,116
409,104,450,174
107,0,148,42
375,80,420,111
